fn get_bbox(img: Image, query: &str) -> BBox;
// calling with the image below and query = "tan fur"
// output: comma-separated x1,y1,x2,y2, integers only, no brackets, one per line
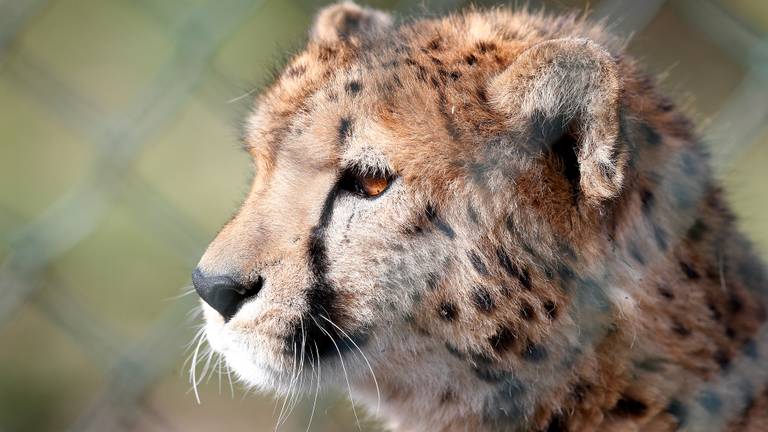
194,3,768,431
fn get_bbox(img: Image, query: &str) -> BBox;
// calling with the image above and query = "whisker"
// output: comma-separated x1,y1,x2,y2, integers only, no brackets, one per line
228,86,259,104
226,363,235,398
276,329,299,428
319,314,381,414
216,354,223,395
190,329,207,404
202,346,217,384
306,342,321,432
165,286,198,301
310,316,362,431
287,316,308,419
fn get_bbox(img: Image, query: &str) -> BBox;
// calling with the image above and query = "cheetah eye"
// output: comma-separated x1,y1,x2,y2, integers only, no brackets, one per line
339,167,394,198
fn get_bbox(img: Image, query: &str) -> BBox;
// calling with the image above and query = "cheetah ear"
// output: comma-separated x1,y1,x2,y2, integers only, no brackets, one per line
311,1,393,43
488,38,625,204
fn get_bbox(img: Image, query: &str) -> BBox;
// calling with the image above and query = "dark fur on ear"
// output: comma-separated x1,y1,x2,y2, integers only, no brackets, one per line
488,38,625,203
311,1,392,43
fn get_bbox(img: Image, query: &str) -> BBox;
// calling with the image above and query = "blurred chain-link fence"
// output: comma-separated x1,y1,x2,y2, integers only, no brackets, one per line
0,0,766,431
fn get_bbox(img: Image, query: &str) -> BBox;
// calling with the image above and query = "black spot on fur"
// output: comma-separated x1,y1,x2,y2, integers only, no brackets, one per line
472,366,510,383
402,224,423,236
417,66,429,83
742,339,759,359
640,188,655,213
465,53,477,65
709,302,723,321
653,224,668,252
519,301,535,321
476,87,488,103
698,391,723,414
469,251,489,276
543,265,555,280
338,117,353,144
445,343,464,359
496,248,516,275
518,267,532,290
680,261,700,279
425,204,455,239
671,320,691,337
449,70,461,80
472,286,495,313
728,293,744,313
570,383,591,403
488,326,517,354
544,300,558,320
317,45,337,61
726,326,736,340
659,285,675,300
686,219,707,242
439,302,458,321
505,215,515,233
437,68,449,83
666,399,688,426
521,342,547,362
658,96,675,112
641,123,661,146
558,243,577,261
476,41,496,53
345,80,362,95
427,37,442,51
556,264,576,290
628,242,645,265
611,396,648,417
470,350,494,366
439,389,455,404
714,349,731,371
523,241,540,260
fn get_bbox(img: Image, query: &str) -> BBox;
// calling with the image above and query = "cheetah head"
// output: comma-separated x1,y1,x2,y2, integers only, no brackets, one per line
194,1,639,419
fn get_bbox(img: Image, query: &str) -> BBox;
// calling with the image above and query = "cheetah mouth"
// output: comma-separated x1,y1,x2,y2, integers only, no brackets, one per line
201,318,295,389
200,309,375,393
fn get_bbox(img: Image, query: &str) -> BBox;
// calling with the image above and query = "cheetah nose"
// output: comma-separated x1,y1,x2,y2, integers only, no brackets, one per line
192,268,263,322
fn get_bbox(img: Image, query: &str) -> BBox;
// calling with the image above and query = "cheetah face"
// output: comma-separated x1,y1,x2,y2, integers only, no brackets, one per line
193,2,628,397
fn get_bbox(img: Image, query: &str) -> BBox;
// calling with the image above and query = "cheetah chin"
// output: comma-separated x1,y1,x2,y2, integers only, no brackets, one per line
191,2,768,431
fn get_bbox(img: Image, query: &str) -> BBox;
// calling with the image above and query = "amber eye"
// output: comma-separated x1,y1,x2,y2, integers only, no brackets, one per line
358,175,390,196
340,168,394,198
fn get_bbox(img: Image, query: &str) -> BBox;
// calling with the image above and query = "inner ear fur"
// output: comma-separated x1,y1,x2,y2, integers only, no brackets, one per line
488,38,625,204
311,1,393,44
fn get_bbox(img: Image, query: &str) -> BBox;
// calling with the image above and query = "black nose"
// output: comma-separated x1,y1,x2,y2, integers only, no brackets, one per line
192,268,263,322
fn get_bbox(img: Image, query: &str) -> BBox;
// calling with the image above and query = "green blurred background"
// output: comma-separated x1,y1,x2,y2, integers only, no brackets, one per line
0,0,767,431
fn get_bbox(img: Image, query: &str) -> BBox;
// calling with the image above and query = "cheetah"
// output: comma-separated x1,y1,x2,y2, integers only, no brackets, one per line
191,2,768,431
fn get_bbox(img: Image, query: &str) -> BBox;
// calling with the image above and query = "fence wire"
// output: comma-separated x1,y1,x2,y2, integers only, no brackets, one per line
0,0,766,431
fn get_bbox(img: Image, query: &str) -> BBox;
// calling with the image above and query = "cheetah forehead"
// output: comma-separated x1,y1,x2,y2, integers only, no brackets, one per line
243,8,620,163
